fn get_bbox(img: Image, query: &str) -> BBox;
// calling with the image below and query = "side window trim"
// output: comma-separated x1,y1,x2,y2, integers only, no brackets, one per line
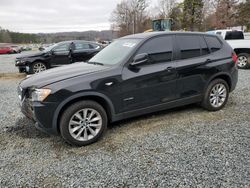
199,35,210,56
202,35,211,53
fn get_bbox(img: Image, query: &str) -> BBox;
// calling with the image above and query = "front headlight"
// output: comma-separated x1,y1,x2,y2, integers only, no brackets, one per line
16,59,26,65
31,89,51,102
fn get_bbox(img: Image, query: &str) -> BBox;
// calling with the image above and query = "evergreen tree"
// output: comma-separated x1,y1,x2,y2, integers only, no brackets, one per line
182,0,204,31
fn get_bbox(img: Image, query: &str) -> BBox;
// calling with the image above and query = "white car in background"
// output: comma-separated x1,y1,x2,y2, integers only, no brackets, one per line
208,30,250,69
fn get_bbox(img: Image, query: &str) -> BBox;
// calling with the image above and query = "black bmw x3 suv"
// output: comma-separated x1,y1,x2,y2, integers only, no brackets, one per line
15,40,103,74
18,32,238,146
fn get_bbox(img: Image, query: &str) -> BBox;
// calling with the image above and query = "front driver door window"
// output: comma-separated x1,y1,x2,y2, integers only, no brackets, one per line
51,43,71,66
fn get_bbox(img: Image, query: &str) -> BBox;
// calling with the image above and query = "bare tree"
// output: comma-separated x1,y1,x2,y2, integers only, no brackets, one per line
110,0,149,36
213,0,239,29
157,0,177,18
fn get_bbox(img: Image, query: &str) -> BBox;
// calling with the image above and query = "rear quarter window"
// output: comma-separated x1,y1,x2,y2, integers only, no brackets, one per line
205,36,222,53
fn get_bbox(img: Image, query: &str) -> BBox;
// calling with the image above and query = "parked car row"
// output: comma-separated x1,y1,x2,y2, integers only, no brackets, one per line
15,40,103,74
18,32,238,146
0,46,14,54
0,44,31,54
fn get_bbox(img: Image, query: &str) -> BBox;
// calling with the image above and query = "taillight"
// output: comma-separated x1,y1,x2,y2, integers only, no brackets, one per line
232,52,238,64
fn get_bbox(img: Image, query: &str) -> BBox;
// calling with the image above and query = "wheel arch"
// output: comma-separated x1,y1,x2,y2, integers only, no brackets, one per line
52,92,116,134
234,48,250,55
206,73,232,92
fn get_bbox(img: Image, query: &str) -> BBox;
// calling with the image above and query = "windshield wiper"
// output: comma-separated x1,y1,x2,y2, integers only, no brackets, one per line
87,61,104,66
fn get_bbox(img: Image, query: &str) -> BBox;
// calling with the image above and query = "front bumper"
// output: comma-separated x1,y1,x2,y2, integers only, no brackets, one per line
18,87,59,135
15,59,26,67
15,60,30,73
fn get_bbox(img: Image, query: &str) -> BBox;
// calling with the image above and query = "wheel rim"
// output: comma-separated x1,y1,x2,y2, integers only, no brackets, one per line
237,56,248,68
209,83,227,108
68,108,102,141
33,63,46,73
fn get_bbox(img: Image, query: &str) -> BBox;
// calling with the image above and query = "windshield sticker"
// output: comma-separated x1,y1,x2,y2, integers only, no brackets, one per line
123,43,136,48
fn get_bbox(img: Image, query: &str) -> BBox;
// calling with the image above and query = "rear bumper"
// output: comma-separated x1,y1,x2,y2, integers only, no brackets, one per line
230,66,238,92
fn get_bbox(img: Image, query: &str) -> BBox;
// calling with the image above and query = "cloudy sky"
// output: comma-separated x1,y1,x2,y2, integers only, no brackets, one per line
0,0,158,33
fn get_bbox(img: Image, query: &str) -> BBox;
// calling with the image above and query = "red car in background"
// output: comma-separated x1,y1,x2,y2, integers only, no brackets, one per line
0,47,14,54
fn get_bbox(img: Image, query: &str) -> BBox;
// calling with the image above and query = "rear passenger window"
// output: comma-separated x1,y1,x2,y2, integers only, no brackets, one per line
74,43,91,50
205,36,222,52
177,35,201,59
136,35,173,64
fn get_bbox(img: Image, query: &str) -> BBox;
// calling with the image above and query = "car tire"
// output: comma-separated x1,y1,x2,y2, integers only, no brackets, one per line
60,100,108,146
237,53,249,69
30,61,47,74
201,79,229,111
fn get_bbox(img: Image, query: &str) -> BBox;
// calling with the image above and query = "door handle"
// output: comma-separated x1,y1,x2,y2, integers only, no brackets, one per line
166,66,174,72
205,59,212,63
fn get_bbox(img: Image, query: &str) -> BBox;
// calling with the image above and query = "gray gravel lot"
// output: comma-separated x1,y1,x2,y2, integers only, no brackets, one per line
0,70,249,187
0,51,36,73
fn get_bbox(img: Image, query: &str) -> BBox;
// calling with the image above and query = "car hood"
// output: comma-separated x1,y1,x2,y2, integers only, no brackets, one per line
17,52,46,59
20,62,109,88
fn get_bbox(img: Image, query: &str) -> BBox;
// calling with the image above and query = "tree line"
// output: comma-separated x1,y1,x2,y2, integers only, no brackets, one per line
0,27,115,44
0,27,39,43
111,0,250,37
1,0,249,43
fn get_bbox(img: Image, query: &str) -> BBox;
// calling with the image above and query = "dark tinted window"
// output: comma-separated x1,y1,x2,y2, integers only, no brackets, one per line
136,35,173,64
200,36,210,56
177,35,201,59
205,36,222,52
225,31,244,40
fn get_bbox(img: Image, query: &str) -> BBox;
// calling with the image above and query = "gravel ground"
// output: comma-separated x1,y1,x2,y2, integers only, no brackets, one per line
0,70,249,187
0,51,36,73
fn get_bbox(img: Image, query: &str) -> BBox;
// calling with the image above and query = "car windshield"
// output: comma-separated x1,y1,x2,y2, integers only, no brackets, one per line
88,38,141,65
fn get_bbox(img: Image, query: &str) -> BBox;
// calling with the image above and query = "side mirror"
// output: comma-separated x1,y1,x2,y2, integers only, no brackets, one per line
130,53,149,67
